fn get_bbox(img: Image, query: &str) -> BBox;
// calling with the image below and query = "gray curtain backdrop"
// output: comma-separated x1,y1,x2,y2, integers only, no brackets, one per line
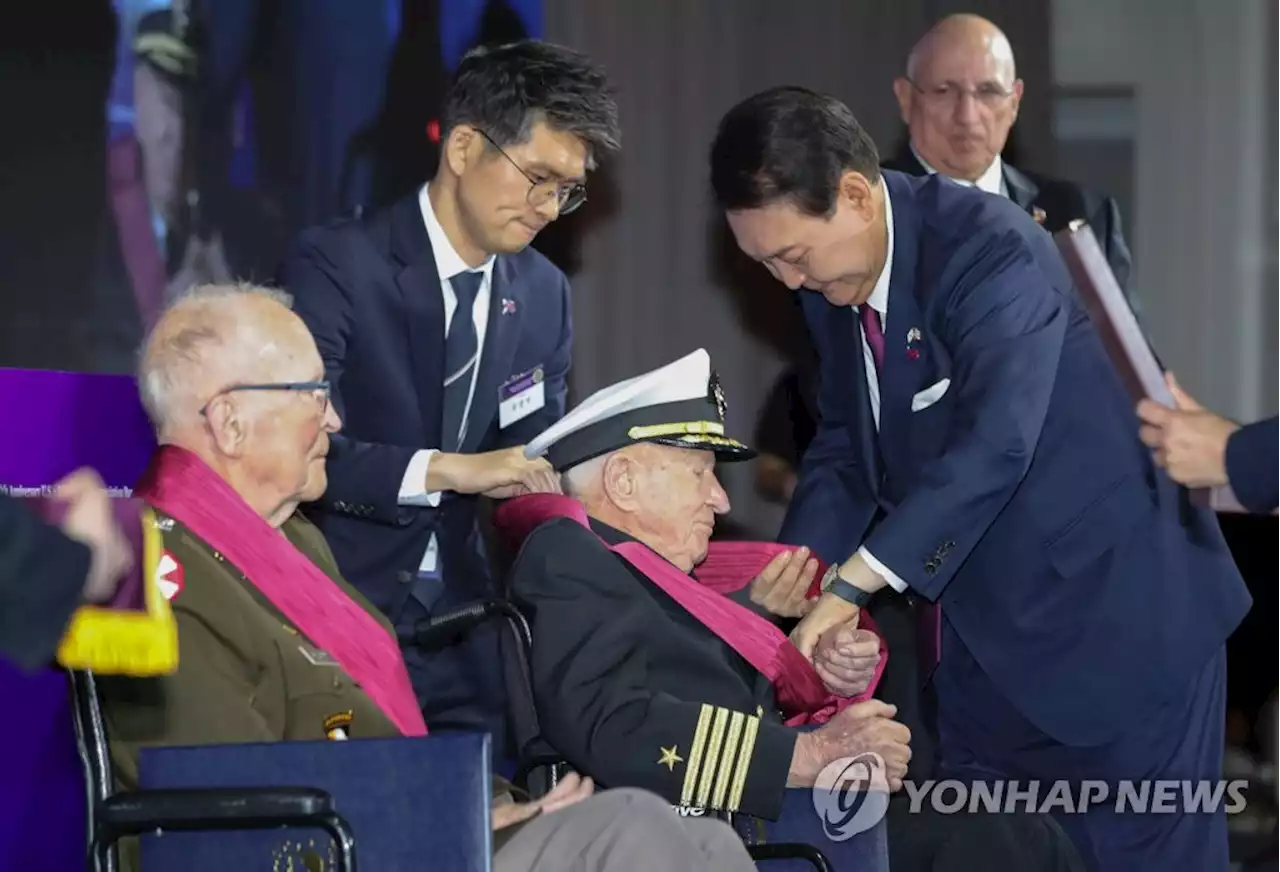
543,0,1051,536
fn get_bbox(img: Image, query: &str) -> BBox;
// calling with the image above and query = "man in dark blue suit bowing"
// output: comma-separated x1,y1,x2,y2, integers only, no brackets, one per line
710,86,1251,872
278,40,620,745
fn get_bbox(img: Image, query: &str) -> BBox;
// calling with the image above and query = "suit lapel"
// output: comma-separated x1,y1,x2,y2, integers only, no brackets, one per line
1002,163,1041,215
390,195,446,447
462,256,524,453
877,173,934,486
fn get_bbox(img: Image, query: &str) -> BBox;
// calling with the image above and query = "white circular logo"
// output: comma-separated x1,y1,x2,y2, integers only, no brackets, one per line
810,752,892,841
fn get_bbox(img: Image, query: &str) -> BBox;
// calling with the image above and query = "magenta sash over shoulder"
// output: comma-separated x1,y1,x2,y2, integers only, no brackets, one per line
136,446,427,737
494,494,886,726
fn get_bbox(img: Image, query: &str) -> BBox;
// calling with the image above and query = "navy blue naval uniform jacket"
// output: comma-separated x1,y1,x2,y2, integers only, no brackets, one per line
781,170,1251,750
278,191,572,631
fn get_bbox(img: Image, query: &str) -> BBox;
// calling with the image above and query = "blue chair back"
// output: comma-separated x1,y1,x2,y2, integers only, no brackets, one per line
139,735,493,872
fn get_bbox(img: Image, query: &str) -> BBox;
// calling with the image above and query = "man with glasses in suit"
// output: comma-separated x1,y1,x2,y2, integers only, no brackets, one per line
884,14,1136,311
279,40,620,748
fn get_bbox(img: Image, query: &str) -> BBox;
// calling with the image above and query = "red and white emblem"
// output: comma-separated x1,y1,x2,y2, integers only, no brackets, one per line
156,550,185,601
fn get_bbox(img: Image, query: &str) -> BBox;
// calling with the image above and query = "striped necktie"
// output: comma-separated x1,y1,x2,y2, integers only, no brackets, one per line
442,271,483,452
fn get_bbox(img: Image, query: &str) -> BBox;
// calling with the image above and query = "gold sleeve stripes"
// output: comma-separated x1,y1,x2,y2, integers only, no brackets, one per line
679,704,763,813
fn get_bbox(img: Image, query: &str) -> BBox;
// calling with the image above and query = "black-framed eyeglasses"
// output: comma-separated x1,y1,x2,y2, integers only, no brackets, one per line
907,78,1014,109
477,129,588,215
199,381,331,417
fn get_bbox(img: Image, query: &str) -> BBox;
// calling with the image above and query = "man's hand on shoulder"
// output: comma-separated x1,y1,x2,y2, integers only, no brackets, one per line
749,547,819,618
430,447,563,499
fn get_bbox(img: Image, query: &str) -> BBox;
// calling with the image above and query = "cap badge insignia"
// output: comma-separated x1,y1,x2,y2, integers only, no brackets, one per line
709,371,727,420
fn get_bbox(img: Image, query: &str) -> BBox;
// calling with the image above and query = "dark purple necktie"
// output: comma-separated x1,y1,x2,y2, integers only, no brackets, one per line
859,304,941,677
858,304,885,371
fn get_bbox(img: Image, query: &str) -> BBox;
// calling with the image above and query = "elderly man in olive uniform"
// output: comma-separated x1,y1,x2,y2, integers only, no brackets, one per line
98,283,757,872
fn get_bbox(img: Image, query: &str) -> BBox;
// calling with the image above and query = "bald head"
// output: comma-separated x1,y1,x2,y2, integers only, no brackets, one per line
906,14,1016,86
139,283,306,438
895,14,1023,181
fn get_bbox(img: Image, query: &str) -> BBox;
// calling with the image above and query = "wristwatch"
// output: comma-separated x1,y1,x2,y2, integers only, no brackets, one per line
820,563,875,607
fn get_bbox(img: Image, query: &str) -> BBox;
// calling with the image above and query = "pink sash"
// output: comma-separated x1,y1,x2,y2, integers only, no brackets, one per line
136,446,427,737
494,495,885,726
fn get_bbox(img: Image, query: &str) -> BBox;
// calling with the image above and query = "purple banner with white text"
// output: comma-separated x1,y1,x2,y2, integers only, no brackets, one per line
0,368,156,872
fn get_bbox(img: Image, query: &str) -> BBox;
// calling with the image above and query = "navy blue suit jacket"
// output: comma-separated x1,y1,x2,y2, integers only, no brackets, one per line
1226,416,1278,514
780,171,1251,747
278,192,572,624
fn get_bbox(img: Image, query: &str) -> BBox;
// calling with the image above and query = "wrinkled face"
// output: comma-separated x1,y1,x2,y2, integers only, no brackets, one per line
725,175,881,308
615,444,731,572
895,36,1022,182
133,64,184,223
204,325,341,512
452,119,588,255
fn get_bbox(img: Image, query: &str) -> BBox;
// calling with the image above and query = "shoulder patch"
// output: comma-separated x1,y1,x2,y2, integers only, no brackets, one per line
156,549,185,601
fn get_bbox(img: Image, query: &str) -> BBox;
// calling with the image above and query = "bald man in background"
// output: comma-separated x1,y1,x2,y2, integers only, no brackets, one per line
884,14,1137,310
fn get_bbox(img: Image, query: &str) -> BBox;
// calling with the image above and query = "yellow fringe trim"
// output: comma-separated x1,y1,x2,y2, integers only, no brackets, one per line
56,506,179,676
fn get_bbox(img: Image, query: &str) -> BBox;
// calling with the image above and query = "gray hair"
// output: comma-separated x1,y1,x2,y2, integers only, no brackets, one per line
138,282,295,439
560,454,608,500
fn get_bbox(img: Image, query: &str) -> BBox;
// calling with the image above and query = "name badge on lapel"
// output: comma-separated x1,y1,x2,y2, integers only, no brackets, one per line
499,366,546,429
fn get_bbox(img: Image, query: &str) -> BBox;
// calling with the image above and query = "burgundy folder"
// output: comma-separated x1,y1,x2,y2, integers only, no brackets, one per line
1053,221,1245,512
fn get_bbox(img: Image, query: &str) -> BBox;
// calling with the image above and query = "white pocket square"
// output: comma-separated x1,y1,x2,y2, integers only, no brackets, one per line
911,378,951,412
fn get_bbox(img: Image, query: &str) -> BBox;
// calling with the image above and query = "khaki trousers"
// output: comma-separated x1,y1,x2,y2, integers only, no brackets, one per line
496,788,756,872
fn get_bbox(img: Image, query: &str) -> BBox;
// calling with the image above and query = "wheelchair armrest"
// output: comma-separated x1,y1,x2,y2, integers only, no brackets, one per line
748,842,834,872
98,786,334,833
94,787,359,872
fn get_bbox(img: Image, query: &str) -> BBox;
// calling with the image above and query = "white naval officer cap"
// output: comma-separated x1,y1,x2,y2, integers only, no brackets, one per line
526,349,756,472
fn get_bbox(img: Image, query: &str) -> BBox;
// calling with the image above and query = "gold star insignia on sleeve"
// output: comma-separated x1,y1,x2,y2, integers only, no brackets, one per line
658,746,685,771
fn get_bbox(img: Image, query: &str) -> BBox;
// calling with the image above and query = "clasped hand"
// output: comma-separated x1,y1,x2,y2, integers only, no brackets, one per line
812,621,881,697
433,446,562,499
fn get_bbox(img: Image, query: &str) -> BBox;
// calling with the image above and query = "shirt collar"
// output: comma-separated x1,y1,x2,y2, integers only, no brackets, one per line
865,184,894,316
910,143,1006,197
418,183,495,281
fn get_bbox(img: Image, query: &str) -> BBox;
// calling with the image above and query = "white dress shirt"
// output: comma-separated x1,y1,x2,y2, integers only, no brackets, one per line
853,188,909,593
910,143,1008,198
397,184,496,510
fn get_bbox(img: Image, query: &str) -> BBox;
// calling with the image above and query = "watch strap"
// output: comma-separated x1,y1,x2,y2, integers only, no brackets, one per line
829,577,875,608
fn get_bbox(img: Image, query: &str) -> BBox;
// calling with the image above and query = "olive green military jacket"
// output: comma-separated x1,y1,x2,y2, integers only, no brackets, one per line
100,510,403,790
100,509,529,869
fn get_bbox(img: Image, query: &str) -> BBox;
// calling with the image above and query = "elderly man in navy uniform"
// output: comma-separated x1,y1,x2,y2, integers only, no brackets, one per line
495,350,1085,872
